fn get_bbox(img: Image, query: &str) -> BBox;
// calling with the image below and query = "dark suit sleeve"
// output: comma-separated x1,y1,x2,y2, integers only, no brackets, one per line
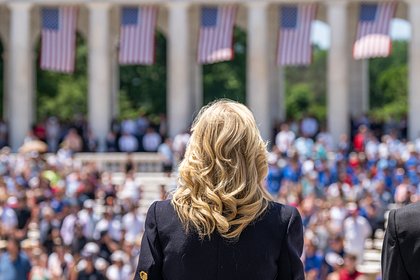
133,201,164,280
278,206,305,280
381,209,410,280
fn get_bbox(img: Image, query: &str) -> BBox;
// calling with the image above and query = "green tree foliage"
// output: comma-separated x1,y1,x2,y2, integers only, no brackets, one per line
33,32,408,124
285,46,327,121
369,40,408,120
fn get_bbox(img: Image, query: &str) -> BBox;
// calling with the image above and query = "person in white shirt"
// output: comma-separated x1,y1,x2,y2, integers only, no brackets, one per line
173,130,190,161
122,206,144,244
316,126,334,151
1,197,18,234
121,119,137,135
294,136,314,160
301,115,319,138
60,211,77,246
118,132,139,153
343,203,372,264
365,133,379,161
77,200,98,240
328,199,347,235
136,114,150,136
158,138,174,174
94,209,122,241
142,127,162,152
48,242,74,278
119,172,140,203
106,251,132,280
46,117,60,152
275,123,295,155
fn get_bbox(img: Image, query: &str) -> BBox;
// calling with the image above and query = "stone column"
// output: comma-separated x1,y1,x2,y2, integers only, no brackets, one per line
2,49,8,121
409,1,420,140
110,45,119,118
327,1,349,145
268,4,284,130
190,6,202,115
8,3,34,151
247,2,271,141
88,3,112,151
348,4,369,118
110,7,120,118
167,3,193,137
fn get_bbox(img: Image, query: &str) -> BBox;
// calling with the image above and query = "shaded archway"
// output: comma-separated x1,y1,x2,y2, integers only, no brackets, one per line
284,19,328,127
36,33,88,122
202,27,247,105
367,18,409,139
118,31,167,121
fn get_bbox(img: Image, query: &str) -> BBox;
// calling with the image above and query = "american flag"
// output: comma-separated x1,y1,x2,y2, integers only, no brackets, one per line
40,7,78,73
198,6,237,64
119,6,158,65
277,4,317,66
353,2,397,60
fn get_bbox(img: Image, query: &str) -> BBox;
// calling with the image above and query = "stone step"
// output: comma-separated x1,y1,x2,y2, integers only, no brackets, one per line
357,262,381,274
363,251,381,262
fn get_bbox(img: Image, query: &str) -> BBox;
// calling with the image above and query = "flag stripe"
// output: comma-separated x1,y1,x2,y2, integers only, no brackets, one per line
41,7,78,73
353,2,397,59
119,6,158,65
198,5,237,64
277,4,317,66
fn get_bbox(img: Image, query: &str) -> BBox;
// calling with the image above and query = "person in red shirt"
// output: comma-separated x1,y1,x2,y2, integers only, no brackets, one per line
338,254,363,280
353,125,367,153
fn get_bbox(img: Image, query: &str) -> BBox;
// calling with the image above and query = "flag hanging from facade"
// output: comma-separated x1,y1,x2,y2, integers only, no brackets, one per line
40,7,78,73
353,2,397,60
277,4,317,66
198,6,237,64
119,6,158,65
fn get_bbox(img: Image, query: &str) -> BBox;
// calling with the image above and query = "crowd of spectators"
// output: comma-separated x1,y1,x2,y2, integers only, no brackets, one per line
0,147,157,279
268,118,416,280
0,113,170,154
0,112,415,280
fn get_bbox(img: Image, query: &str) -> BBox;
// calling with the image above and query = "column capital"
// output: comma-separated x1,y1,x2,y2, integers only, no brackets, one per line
165,1,190,10
246,1,269,9
405,0,420,7
7,2,32,11
86,2,112,11
324,0,348,8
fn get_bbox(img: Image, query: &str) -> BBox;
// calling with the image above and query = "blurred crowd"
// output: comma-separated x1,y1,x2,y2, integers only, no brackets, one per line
0,113,409,154
19,113,171,154
0,112,416,280
0,149,165,279
268,120,417,280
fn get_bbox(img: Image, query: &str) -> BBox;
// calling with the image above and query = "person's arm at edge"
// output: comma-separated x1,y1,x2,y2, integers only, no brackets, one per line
278,206,305,280
133,201,163,280
381,209,410,280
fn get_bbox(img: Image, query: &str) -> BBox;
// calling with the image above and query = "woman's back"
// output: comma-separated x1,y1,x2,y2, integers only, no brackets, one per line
134,200,303,280
133,100,304,280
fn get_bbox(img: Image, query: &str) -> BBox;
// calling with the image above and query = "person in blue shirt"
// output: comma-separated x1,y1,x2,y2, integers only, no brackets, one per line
282,157,301,184
0,237,32,280
265,154,283,198
304,239,323,280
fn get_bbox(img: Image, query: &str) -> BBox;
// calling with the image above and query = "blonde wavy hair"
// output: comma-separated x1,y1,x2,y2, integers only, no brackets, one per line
172,99,272,240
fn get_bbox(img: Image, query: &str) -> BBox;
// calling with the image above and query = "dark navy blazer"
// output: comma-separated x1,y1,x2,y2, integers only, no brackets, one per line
133,200,304,280
382,202,420,280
